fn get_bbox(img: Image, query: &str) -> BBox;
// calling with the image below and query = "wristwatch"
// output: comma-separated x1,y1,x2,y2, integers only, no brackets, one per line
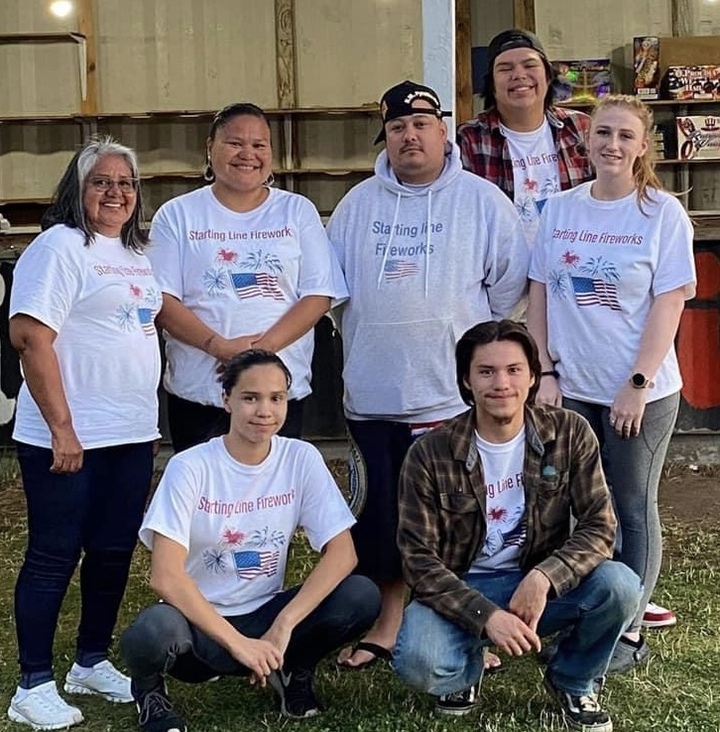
630,372,655,389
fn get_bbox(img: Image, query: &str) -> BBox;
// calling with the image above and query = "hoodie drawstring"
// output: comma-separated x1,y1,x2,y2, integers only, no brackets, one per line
376,191,403,289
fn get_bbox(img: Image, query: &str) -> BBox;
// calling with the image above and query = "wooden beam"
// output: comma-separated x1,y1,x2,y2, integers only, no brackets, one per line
455,0,473,125
77,0,98,114
671,0,692,36
513,0,536,32
275,0,298,109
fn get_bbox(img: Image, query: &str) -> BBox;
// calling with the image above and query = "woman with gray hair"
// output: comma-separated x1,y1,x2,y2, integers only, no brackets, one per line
7,136,161,730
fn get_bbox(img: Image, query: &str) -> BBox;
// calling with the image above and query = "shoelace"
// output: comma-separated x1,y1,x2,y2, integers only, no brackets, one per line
139,690,174,725
574,693,601,713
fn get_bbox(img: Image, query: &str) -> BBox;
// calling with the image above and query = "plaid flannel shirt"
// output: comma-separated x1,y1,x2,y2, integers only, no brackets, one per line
397,405,616,639
457,106,594,199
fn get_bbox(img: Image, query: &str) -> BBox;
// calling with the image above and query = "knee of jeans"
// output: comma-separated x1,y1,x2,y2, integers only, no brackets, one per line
119,603,191,668
601,562,643,613
23,545,81,583
330,575,382,625
393,640,455,694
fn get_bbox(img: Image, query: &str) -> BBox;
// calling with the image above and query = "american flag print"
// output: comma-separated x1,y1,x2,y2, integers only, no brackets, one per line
384,259,419,280
136,307,156,337
231,272,285,301
571,276,621,311
232,550,280,580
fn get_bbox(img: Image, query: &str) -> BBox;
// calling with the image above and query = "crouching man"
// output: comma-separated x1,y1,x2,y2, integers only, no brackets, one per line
393,321,641,732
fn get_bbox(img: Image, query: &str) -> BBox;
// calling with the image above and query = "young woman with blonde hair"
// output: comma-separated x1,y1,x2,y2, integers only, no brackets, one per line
528,95,696,674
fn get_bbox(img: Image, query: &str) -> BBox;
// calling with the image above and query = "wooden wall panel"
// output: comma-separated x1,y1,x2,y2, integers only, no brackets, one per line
535,0,673,92
96,0,278,112
0,122,80,200
294,0,423,107
295,116,378,169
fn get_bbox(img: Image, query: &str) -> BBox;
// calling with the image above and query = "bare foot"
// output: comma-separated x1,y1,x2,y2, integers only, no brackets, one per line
337,639,393,668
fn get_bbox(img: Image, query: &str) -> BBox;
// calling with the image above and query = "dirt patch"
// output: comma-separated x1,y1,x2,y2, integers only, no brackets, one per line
659,464,720,524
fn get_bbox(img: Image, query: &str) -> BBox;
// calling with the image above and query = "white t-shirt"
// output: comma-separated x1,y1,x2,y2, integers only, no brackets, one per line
139,436,355,616
529,183,696,405
501,120,561,244
10,225,161,449
148,186,348,405
469,429,527,574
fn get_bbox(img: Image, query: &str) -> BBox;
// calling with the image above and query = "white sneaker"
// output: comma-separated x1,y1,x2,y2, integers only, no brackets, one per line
7,681,84,730
63,659,133,703
642,601,677,629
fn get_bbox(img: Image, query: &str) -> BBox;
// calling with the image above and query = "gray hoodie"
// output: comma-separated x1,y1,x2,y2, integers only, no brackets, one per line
327,142,528,422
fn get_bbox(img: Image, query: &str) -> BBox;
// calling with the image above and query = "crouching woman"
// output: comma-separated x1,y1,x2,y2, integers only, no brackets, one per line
120,350,380,732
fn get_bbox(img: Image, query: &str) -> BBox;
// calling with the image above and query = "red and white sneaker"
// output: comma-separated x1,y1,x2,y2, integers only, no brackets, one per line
642,601,677,629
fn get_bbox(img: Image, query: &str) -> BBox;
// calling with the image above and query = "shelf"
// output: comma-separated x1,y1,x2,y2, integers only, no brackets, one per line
0,32,85,44
0,105,379,124
656,158,720,165
557,97,720,111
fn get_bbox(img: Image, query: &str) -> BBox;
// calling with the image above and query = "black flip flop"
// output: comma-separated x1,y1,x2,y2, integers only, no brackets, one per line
337,641,393,670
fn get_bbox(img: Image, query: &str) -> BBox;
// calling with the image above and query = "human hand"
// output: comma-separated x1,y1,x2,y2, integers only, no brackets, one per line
508,569,550,633
535,375,562,407
609,383,648,439
260,619,293,659
483,608,541,656
50,425,83,474
229,635,283,687
211,333,263,370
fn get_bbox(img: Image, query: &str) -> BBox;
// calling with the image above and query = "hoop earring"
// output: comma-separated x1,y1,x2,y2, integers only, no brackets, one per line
203,159,215,183
264,172,275,188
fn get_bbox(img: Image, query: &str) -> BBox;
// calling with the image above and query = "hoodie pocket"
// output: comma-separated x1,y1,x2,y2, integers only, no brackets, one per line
344,319,459,416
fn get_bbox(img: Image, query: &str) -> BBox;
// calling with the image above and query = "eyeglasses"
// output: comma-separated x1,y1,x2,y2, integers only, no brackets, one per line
88,177,139,193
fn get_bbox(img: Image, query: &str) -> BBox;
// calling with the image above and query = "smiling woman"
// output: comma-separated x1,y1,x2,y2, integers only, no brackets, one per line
145,102,348,452
6,136,161,730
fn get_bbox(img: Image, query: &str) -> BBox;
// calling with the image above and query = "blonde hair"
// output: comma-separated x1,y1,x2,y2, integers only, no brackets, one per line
591,94,663,213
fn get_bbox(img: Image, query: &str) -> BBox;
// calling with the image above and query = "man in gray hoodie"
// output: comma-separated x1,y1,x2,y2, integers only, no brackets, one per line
328,80,528,670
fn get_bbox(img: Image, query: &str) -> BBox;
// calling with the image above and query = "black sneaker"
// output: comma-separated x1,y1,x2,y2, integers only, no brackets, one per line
268,668,323,719
134,682,187,732
544,673,613,732
435,681,480,716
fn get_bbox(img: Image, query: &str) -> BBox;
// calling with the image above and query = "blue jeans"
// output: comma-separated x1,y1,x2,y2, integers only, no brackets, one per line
14,441,154,688
393,561,641,697
119,575,381,692
563,393,679,631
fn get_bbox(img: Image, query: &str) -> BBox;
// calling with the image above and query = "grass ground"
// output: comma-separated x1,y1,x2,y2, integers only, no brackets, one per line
0,461,718,731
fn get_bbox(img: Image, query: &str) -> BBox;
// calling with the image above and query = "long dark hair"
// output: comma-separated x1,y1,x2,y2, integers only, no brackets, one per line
456,320,542,405
41,135,148,252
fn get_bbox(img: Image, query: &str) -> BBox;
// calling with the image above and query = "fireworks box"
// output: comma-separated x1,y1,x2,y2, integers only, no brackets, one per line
634,37,660,100
676,115,720,160
664,65,720,100
552,59,612,103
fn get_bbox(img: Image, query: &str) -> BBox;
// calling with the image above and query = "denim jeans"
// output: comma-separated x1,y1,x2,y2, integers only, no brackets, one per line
393,561,641,697
563,393,679,631
14,441,154,688
119,574,381,692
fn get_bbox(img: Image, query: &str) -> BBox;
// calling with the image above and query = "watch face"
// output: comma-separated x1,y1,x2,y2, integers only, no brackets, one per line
632,373,646,387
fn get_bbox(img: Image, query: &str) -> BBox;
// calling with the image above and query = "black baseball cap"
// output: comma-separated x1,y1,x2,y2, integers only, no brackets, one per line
486,29,548,69
482,29,554,109
374,80,451,144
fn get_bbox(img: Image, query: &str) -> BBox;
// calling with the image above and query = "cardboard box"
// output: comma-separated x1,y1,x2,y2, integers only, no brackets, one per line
634,37,660,100
552,59,612,103
665,65,720,100
676,115,720,160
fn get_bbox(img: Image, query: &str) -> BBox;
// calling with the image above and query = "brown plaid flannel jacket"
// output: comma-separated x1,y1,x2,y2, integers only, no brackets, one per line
397,405,616,638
